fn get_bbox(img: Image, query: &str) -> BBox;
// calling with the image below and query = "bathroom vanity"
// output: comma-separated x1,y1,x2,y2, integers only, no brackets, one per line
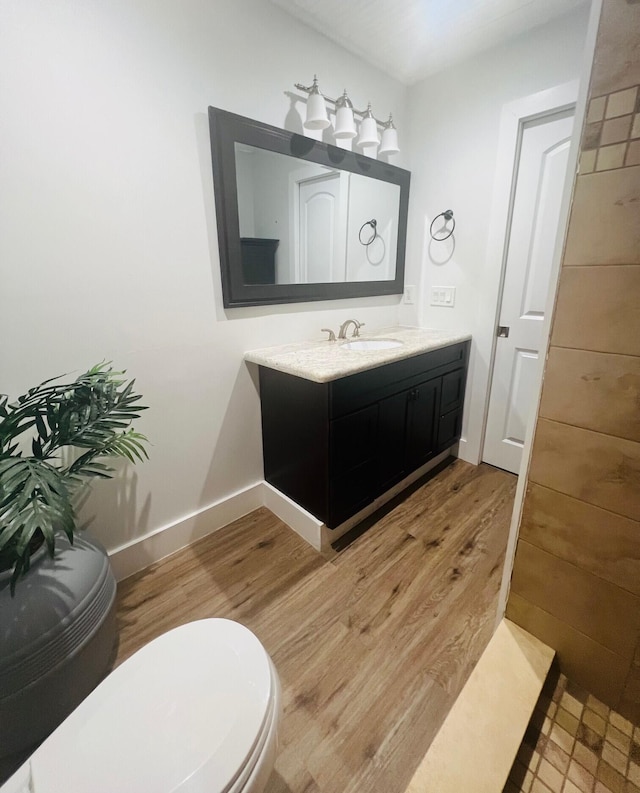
246,329,470,529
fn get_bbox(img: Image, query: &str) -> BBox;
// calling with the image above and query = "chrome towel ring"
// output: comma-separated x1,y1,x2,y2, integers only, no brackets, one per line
358,218,378,245
430,210,455,241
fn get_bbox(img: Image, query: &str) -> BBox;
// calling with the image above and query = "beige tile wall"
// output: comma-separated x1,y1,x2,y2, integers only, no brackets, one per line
506,0,640,724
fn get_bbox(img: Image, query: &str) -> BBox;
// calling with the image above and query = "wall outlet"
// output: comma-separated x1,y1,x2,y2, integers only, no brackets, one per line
403,284,416,304
430,286,456,307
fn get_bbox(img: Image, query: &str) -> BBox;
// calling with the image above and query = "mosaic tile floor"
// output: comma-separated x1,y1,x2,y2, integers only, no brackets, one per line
504,668,640,793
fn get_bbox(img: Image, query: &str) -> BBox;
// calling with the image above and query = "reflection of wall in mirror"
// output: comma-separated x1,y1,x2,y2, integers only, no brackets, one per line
236,148,256,238
346,177,399,282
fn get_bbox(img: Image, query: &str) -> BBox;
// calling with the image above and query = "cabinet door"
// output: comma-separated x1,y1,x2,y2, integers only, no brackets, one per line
330,404,378,474
406,378,439,469
377,389,410,492
329,459,378,528
328,404,378,528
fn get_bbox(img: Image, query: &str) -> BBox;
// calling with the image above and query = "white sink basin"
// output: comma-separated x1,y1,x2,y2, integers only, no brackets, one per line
341,339,404,351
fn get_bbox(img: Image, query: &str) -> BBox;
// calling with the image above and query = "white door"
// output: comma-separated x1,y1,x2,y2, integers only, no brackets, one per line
298,173,347,282
483,107,574,474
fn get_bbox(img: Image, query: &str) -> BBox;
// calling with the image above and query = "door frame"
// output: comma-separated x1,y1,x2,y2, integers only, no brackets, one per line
494,0,604,627
486,83,579,620
480,89,578,473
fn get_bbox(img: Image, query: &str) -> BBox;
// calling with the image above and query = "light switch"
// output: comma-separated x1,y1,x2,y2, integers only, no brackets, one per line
430,286,456,307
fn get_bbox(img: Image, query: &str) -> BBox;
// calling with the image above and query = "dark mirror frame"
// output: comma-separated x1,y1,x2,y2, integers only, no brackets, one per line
208,107,411,308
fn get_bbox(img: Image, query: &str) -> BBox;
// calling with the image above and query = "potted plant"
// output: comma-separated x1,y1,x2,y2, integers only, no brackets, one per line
0,361,148,592
0,362,149,768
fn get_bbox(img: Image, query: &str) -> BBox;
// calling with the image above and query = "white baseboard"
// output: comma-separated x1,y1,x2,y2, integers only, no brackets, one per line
110,450,458,581
456,436,480,465
108,483,264,581
262,483,324,551
263,448,455,552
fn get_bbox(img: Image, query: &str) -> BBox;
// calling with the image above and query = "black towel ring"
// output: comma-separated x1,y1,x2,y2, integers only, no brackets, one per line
359,218,378,246
430,210,455,241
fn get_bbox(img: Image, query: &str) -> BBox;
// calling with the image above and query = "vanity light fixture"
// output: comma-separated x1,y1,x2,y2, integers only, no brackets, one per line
358,104,380,146
379,115,399,155
303,76,331,130
294,75,399,155
334,90,357,139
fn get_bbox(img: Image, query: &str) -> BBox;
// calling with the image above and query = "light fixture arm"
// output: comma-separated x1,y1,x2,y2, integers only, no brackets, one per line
294,78,388,127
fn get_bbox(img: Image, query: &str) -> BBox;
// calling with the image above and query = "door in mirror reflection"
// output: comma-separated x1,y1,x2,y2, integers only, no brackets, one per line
299,172,346,283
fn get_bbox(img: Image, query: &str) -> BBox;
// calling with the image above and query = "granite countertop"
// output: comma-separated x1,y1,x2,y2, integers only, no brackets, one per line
244,326,472,383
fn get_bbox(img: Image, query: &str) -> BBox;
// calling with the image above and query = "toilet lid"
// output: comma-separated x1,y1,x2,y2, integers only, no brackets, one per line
29,619,274,793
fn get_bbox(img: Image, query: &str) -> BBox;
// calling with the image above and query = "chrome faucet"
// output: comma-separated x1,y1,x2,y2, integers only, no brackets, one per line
338,319,365,339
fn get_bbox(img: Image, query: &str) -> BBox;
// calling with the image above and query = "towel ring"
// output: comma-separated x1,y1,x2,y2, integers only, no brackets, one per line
359,218,378,246
430,210,455,241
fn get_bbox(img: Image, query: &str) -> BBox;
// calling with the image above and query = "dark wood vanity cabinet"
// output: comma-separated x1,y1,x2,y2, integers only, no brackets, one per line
258,340,470,529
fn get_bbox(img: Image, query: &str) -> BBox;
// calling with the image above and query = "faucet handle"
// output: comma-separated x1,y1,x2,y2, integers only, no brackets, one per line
321,328,336,342
354,321,365,337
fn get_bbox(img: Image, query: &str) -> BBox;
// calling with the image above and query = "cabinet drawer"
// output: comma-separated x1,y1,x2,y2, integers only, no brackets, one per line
440,368,465,414
330,342,468,419
330,404,378,474
437,408,462,450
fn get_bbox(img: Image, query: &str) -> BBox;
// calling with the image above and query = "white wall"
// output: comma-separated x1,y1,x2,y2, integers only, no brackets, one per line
401,7,590,464
0,0,407,559
345,177,399,282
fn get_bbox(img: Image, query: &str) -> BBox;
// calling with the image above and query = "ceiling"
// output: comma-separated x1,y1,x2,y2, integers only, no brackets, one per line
269,0,589,85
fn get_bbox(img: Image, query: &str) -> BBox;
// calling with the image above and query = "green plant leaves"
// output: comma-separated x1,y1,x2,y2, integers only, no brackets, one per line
0,458,76,594
0,362,149,591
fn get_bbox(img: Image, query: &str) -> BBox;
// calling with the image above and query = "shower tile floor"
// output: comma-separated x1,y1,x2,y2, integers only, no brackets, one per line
504,669,640,793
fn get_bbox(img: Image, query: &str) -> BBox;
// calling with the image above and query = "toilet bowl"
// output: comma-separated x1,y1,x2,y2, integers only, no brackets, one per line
2,619,281,793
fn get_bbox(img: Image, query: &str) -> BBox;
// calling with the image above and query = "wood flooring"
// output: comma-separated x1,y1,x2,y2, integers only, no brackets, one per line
116,459,516,793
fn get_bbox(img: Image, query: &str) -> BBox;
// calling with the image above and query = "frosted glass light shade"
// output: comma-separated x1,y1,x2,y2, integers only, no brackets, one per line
305,91,330,130
334,105,357,139
358,115,379,147
379,125,399,155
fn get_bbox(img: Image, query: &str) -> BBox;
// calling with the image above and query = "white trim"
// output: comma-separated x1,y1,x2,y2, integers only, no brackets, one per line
262,481,324,551
108,483,264,581
479,81,579,463
264,448,454,551
110,448,456,580
494,0,604,629
462,79,580,469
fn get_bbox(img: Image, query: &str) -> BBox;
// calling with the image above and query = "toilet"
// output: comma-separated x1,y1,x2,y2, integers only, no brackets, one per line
2,619,281,793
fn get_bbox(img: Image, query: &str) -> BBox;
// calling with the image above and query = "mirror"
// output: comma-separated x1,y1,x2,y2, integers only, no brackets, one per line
208,107,410,308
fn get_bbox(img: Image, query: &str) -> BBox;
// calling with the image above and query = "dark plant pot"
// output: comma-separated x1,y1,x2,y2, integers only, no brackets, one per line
0,533,117,769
